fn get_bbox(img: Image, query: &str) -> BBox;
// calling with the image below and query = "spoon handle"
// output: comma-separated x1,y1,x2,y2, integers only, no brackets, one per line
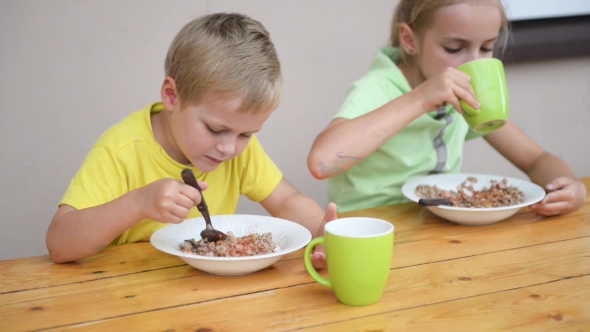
181,169,212,227
418,198,454,206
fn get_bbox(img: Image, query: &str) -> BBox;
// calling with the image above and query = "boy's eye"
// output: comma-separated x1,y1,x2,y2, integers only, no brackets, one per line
206,125,222,134
240,133,252,138
444,47,461,54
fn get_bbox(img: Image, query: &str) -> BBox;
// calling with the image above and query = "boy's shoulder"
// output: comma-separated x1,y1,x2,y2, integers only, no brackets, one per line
92,103,157,154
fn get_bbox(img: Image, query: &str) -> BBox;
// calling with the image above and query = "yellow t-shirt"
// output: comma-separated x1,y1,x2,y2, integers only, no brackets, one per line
60,102,283,245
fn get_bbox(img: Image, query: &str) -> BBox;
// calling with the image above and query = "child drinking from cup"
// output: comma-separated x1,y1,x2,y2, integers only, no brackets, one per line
47,13,337,267
307,0,586,215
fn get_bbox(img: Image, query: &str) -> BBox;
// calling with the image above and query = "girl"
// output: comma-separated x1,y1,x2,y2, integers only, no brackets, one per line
307,0,585,215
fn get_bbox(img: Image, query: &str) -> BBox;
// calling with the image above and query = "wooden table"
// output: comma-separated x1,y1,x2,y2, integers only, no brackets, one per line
2,179,589,331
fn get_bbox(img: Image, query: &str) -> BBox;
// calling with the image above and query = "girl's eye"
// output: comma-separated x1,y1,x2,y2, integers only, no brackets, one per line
481,47,493,53
206,125,222,134
444,47,461,54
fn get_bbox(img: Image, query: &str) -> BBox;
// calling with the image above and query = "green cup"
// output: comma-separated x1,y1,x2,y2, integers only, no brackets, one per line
458,58,509,134
304,217,394,306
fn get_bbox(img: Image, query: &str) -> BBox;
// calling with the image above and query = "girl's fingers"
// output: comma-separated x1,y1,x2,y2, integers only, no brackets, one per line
541,187,574,205
450,69,479,110
452,85,478,112
530,201,570,216
546,177,574,191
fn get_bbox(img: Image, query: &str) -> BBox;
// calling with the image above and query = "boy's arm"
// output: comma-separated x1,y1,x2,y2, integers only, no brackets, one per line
47,179,205,263
46,193,143,263
260,178,338,269
260,178,329,238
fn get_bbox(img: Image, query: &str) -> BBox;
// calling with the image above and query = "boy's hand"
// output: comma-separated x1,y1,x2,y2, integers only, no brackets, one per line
529,177,586,216
310,202,338,269
134,178,208,224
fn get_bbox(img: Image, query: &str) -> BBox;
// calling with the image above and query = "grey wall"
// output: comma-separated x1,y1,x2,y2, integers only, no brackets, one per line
1,0,589,260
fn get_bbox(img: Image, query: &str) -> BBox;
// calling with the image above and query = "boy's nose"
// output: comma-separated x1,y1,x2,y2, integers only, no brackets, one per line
216,138,236,156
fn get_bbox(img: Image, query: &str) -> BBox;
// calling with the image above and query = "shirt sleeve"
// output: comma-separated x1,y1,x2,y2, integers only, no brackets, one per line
238,135,283,202
59,145,129,210
334,75,404,120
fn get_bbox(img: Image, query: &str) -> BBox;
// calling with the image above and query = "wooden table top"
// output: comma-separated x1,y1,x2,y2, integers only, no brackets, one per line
2,178,589,331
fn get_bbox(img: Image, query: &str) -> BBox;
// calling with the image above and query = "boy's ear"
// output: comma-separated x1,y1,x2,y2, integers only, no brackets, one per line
398,23,417,55
161,76,179,112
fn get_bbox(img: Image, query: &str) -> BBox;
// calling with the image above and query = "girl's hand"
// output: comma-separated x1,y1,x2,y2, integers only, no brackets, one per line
529,177,586,216
134,178,208,224
412,67,480,114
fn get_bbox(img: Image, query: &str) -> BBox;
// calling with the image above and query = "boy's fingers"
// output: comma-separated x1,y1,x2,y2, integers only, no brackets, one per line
310,252,327,270
180,181,209,205
323,202,338,222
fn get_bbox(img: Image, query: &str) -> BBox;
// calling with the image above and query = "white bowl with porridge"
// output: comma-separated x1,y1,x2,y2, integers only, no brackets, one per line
150,214,312,275
401,173,546,225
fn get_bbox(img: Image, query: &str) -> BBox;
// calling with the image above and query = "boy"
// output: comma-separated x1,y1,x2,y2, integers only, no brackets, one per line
46,13,335,268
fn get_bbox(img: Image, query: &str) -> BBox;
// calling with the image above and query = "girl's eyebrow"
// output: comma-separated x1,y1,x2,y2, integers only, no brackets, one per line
444,36,498,43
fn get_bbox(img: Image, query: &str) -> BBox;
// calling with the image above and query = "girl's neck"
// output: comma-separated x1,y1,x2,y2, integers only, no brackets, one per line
397,60,425,89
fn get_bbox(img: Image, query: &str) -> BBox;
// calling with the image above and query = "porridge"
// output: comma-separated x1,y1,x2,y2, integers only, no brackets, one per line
179,231,276,257
415,177,525,208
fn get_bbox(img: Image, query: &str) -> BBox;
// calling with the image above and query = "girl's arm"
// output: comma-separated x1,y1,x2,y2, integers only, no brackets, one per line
484,121,586,215
308,91,425,180
308,68,478,180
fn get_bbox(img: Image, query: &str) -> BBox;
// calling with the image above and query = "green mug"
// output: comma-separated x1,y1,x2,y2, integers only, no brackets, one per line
458,58,509,134
304,217,394,306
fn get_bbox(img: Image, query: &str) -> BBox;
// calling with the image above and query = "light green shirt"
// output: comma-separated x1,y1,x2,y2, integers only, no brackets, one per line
328,47,481,213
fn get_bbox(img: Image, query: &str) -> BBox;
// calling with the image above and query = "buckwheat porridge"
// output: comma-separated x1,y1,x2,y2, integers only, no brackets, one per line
179,231,276,257
415,177,525,208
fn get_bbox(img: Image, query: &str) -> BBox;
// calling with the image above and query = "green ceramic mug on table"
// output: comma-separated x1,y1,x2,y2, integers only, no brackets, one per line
304,217,394,306
458,58,509,134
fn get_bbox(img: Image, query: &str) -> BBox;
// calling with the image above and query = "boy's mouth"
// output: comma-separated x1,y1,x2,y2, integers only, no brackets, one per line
206,156,223,164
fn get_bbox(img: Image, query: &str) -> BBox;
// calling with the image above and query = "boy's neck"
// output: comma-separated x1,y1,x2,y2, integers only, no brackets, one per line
151,111,192,165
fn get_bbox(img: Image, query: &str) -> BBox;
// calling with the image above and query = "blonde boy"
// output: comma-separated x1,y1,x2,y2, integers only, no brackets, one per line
47,13,335,267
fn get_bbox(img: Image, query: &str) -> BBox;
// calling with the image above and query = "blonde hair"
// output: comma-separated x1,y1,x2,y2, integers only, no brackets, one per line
164,13,282,113
390,0,509,57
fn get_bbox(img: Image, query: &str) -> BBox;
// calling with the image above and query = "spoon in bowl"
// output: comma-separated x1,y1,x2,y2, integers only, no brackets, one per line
181,168,228,242
418,198,454,206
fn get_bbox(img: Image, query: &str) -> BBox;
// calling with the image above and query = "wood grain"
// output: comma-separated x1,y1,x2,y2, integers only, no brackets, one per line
4,228,587,331
0,178,587,331
31,237,590,332
299,275,590,332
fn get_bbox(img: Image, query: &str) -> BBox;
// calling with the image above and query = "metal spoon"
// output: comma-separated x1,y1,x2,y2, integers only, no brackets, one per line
418,198,454,206
181,168,228,242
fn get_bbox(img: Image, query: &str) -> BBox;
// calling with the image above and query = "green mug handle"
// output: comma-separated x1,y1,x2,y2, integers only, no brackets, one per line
304,237,332,288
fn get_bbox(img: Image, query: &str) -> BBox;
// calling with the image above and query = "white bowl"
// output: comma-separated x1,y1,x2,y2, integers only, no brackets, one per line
401,173,546,226
150,214,312,275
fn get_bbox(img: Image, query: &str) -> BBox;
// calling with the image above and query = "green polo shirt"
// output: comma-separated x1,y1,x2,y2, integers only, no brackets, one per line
328,47,481,213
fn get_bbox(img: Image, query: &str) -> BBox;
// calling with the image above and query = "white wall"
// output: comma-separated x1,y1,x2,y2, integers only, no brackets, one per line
1,1,589,260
